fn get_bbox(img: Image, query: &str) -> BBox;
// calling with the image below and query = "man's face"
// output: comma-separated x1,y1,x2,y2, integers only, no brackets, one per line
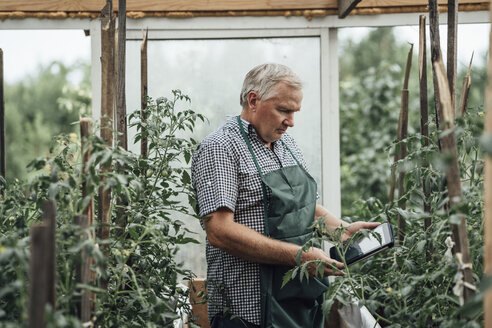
249,82,303,145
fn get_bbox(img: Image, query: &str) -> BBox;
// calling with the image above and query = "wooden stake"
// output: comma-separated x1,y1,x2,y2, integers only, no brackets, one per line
483,2,492,325
447,0,458,114
42,200,56,310
396,43,413,242
434,58,475,302
428,0,443,147
80,118,94,226
75,215,91,323
458,53,474,117
0,49,5,181
29,223,50,328
79,117,95,311
140,28,148,158
115,0,128,238
116,0,127,150
98,0,115,253
419,15,432,231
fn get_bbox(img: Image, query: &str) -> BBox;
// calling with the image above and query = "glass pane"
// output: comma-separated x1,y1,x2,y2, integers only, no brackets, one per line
126,37,321,276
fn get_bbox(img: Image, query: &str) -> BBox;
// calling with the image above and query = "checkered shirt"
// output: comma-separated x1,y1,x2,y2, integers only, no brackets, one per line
191,116,309,325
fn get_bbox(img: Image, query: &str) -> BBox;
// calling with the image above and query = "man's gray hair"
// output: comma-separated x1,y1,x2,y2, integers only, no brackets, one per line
239,63,303,107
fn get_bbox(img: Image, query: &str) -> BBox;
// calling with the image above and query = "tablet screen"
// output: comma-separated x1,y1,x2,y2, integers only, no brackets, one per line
358,223,390,253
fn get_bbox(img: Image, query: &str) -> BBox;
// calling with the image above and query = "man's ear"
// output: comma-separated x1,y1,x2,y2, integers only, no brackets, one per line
247,91,259,109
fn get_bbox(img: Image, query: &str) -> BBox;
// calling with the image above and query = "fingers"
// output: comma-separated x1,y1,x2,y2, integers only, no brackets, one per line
303,247,346,277
362,221,381,228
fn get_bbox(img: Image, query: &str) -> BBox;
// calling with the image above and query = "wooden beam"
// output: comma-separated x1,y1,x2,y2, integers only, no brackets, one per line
338,0,362,18
0,0,485,12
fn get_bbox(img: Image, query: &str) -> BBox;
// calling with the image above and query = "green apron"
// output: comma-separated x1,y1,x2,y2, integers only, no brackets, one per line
237,117,329,328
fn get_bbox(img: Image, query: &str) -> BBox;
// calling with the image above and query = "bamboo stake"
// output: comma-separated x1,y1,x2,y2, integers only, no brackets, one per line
29,223,49,328
447,0,458,114
396,43,413,242
75,215,90,323
434,58,475,302
458,53,474,117
98,0,115,255
43,200,56,310
140,28,148,158
0,49,5,181
483,3,492,326
419,15,432,237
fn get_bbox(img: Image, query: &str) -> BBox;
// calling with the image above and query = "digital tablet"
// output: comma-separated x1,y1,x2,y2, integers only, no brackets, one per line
329,222,394,265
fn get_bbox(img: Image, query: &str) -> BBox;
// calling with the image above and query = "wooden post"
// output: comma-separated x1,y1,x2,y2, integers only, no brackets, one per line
458,54,474,117
29,223,50,328
419,15,431,230
98,0,115,254
140,29,148,158
42,200,56,310
434,58,475,302
396,43,413,242
0,49,5,180
483,2,492,326
116,0,127,150
447,0,458,114
428,0,443,147
75,215,91,323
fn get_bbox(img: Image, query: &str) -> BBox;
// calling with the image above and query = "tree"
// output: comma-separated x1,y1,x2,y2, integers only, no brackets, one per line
4,60,91,180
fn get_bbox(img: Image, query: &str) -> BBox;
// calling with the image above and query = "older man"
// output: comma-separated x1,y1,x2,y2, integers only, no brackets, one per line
191,63,378,328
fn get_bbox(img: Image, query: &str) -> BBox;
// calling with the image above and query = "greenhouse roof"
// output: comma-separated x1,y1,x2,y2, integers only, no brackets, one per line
0,0,488,20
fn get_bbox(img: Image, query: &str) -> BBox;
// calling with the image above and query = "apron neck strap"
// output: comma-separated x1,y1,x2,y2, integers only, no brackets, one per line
237,116,264,177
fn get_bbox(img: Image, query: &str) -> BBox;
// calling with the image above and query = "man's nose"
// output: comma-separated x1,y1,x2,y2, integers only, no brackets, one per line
284,115,294,127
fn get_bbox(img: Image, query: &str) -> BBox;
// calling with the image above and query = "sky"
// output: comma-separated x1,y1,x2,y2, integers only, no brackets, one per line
0,23,489,84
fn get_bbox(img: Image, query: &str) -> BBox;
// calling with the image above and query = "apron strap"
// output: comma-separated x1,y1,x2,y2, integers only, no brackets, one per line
237,116,270,236
237,116,264,176
280,140,303,168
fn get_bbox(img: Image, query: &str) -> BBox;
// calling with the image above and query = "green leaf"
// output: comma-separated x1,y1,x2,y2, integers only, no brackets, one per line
416,240,426,253
281,269,294,288
182,170,191,184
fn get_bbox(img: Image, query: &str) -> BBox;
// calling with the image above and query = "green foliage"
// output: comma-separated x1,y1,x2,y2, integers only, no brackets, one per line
282,27,489,327
339,27,487,216
286,74,486,327
0,91,204,327
4,60,91,180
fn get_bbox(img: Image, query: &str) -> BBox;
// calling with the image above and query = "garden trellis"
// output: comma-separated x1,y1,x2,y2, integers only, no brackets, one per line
0,0,491,327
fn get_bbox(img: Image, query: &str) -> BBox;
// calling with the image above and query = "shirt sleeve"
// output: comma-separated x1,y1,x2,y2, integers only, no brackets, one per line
191,140,239,217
